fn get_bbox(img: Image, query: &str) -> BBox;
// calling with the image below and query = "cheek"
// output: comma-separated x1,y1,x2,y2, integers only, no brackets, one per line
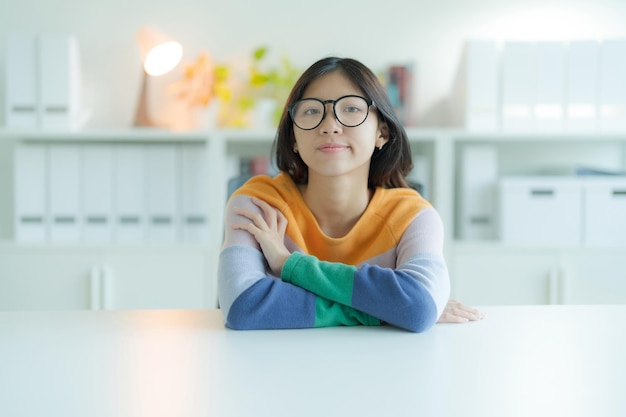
293,137,306,155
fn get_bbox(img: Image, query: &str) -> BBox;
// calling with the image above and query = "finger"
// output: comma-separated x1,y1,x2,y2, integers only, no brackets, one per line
276,210,288,235
459,305,485,319
458,303,482,315
451,306,484,321
231,221,260,236
437,312,468,323
447,299,464,308
447,300,485,320
450,307,474,319
256,198,287,235
251,198,279,230
233,206,269,230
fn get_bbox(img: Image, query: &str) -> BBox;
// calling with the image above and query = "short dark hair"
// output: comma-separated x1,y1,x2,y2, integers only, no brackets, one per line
272,57,413,189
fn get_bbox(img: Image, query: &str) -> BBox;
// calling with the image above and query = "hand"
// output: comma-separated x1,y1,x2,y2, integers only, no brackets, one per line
437,299,485,323
231,197,291,276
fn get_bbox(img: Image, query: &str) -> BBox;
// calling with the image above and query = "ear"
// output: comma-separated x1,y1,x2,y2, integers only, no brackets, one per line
376,122,390,149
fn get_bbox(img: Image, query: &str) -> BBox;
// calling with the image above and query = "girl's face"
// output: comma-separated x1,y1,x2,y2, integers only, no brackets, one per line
293,71,388,183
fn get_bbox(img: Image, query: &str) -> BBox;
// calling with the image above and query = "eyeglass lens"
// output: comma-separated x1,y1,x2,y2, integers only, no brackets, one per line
291,96,370,130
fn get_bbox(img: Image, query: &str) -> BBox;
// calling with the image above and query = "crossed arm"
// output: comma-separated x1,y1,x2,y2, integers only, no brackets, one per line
219,196,484,331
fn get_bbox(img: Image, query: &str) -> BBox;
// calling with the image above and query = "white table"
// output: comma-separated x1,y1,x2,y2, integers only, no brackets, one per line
1,306,625,417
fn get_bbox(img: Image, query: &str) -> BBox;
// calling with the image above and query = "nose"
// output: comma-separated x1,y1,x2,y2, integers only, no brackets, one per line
320,103,343,134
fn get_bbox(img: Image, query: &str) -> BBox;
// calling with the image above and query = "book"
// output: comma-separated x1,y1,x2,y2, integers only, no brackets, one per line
384,64,415,126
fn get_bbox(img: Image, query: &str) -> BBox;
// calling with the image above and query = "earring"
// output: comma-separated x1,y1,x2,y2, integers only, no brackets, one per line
293,147,299,154
377,143,384,150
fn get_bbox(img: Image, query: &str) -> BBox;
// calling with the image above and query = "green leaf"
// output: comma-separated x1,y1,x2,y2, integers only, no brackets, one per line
253,46,267,61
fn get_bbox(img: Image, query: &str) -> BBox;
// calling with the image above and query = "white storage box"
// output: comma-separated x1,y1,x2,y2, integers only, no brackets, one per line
583,178,626,245
499,177,583,245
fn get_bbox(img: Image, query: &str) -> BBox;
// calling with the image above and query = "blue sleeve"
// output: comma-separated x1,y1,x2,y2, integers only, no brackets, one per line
225,277,316,330
218,246,379,330
282,252,440,332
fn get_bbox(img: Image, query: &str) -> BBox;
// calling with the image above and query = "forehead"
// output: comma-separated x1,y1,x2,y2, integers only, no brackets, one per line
302,71,365,100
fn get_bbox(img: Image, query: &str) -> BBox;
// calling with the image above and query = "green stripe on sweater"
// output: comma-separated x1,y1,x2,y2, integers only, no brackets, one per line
282,251,356,305
314,296,381,327
283,252,380,327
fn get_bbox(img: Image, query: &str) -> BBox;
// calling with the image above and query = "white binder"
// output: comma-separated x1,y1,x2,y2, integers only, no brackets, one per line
48,144,81,243
180,144,209,242
566,40,599,132
599,39,626,131
5,34,39,128
82,144,113,243
459,145,498,240
465,40,499,132
113,144,145,243
534,42,565,131
145,144,180,242
14,144,48,242
501,41,535,132
38,34,82,129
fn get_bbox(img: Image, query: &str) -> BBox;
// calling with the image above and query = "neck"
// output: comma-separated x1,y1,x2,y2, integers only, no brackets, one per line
300,174,372,238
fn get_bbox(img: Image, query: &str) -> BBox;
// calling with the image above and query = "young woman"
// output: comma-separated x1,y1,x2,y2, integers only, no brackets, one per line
218,57,483,332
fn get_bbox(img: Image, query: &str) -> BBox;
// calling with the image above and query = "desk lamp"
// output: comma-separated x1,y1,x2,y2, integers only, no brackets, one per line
133,26,183,127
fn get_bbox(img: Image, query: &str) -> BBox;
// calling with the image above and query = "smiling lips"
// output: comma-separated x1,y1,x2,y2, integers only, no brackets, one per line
318,143,349,153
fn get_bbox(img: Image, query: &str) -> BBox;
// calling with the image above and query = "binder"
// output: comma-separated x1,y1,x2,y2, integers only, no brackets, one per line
180,144,209,242
566,40,599,132
465,40,499,131
501,41,535,131
459,145,498,240
14,143,48,242
5,34,39,128
534,42,565,131
82,144,113,243
113,144,145,243
48,144,81,243
145,144,179,242
38,34,82,129
599,39,626,131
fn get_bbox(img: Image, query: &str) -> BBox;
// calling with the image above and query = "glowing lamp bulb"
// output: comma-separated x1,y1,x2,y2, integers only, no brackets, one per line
144,41,183,76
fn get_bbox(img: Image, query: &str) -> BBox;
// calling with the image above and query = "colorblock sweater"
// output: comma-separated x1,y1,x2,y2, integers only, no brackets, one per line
218,173,450,332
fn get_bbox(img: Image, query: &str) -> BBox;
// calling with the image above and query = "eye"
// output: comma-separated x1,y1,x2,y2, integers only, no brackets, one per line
338,96,368,114
303,107,322,116
343,105,362,113
294,100,323,117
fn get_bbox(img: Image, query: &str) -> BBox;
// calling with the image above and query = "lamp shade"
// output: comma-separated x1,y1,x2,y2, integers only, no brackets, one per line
136,26,183,76
133,27,183,127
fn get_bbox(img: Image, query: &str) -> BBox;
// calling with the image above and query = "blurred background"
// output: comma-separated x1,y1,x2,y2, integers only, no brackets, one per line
3,0,626,128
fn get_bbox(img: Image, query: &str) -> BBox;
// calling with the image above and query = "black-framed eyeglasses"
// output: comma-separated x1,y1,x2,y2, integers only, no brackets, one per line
288,95,374,130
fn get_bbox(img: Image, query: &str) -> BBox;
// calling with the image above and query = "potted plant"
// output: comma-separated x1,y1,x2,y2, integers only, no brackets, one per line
167,51,231,130
242,46,300,128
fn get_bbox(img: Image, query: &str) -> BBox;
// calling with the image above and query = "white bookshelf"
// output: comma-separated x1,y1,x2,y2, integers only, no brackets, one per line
2,127,626,310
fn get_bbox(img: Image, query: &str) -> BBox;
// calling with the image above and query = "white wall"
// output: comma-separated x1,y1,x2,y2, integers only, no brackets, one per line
3,0,626,128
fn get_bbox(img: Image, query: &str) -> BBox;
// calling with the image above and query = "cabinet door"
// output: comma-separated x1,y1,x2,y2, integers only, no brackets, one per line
102,247,211,309
451,247,556,305
562,251,626,304
0,247,101,310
